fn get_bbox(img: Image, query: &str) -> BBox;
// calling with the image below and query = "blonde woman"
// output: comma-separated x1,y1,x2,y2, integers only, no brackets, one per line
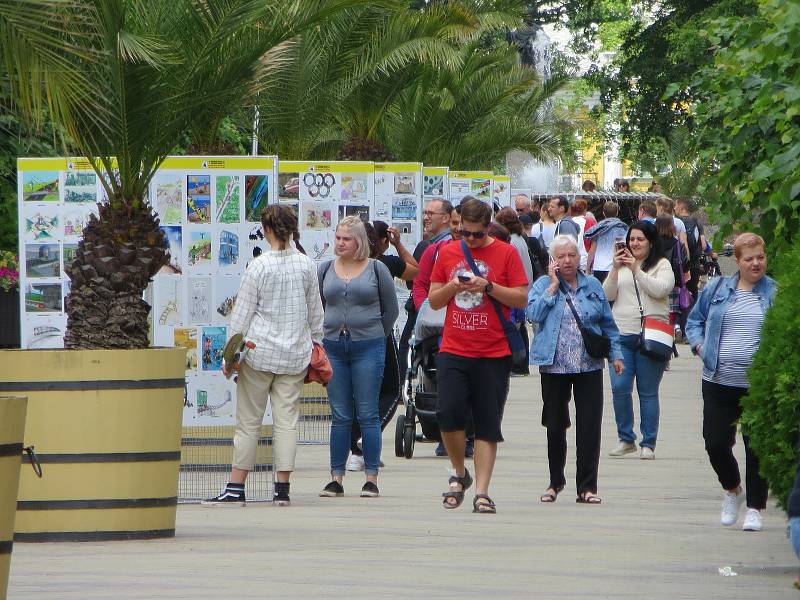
317,216,399,498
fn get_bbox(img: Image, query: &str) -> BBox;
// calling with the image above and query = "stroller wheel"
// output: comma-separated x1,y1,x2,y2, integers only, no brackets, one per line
394,415,405,457
403,421,415,459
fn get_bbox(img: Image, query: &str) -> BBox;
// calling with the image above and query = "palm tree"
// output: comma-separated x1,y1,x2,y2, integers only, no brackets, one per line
255,0,522,161
638,125,707,201
0,0,355,348
382,40,570,169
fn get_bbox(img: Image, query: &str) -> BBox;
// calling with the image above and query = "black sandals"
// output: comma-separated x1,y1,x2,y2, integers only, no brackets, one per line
442,468,473,509
472,494,497,514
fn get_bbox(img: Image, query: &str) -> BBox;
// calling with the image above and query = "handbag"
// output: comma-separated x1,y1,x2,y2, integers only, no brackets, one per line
305,342,333,385
632,275,675,361
557,275,611,359
414,298,446,341
460,240,527,364
674,241,692,311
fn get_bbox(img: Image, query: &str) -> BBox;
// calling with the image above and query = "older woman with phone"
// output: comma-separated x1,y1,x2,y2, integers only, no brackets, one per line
686,233,776,532
527,235,623,505
603,221,674,460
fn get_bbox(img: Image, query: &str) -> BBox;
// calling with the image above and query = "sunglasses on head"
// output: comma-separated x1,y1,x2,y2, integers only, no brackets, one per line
458,228,486,239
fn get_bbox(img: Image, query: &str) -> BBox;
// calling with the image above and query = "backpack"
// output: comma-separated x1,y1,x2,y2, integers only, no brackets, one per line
525,235,548,280
678,216,703,268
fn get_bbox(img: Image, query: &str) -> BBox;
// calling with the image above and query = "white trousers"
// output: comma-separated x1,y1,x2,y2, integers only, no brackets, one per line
232,361,307,472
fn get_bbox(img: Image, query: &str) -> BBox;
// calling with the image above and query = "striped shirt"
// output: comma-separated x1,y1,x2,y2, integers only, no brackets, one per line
703,290,764,388
230,248,324,375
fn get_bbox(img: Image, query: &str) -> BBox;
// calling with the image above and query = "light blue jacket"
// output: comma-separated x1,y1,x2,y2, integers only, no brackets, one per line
526,272,623,366
685,273,777,375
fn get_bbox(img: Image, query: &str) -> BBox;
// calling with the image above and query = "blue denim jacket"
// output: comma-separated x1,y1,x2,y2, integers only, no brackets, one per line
526,272,623,365
685,273,777,375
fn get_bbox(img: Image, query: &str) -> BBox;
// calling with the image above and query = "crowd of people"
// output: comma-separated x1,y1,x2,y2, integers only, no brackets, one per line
201,186,778,536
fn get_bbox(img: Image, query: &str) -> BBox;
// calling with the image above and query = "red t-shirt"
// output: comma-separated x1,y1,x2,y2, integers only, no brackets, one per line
430,239,528,358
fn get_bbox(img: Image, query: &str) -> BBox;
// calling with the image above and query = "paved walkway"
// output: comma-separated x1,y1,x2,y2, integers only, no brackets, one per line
8,353,797,599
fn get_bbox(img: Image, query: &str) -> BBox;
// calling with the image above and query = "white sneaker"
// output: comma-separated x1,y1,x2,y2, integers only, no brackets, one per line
609,441,637,457
720,491,744,526
346,454,365,472
742,508,763,532
640,447,655,460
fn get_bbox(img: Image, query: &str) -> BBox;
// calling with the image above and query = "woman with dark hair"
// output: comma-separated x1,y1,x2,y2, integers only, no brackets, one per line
370,220,419,281
487,221,510,242
655,214,689,334
203,204,324,507
495,207,535,376
603,221,674,460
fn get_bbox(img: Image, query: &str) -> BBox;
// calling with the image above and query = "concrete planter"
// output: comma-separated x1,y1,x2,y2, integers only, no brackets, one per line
0,396,27,598
0,348,185,542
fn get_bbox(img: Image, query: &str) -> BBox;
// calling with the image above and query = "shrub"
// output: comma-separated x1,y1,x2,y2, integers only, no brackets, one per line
742,243,800,510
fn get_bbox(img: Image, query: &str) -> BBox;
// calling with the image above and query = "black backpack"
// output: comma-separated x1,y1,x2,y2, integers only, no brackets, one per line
525,235,548,280
679,216,703,268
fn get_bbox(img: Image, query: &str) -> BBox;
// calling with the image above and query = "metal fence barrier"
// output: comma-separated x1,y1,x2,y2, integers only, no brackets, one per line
178,383,331,503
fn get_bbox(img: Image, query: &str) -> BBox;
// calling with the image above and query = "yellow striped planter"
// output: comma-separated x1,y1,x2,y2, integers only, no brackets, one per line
0,349,185,542
0,396,27,598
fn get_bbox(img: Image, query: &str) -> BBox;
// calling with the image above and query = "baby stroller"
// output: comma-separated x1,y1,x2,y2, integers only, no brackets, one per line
394,333,441,459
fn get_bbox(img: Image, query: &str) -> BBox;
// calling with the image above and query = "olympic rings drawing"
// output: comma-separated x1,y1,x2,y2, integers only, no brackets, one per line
302,172,336,199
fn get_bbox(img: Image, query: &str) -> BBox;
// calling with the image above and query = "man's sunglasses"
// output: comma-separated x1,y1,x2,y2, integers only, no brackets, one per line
458,228,486,239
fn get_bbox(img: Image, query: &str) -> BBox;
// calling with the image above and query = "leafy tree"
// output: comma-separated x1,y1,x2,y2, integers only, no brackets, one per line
0,0,356,348
691,0,800,254
594,0,757,163
0,105,63,252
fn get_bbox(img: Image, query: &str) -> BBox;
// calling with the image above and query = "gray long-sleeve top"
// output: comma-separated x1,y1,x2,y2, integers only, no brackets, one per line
318,259,399,341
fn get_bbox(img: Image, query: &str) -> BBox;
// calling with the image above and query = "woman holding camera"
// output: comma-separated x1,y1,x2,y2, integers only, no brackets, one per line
527,235,623,505
603,221,674,460
686,233,776,531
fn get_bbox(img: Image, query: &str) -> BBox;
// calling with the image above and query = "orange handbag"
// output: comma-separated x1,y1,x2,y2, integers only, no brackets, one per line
305,342,333,385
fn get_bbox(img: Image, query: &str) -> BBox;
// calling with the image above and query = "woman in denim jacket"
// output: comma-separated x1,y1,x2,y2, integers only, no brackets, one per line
527,235,623,505
686,233,777,532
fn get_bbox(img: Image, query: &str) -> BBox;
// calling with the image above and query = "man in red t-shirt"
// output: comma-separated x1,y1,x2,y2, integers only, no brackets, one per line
429,197,528,514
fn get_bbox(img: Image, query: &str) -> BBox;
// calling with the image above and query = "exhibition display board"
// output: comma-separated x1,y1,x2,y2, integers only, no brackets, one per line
493,175,512,208
374,162,423,249
17,156,278,430
422,166,449,202
448,170,494,205
277,160,374,264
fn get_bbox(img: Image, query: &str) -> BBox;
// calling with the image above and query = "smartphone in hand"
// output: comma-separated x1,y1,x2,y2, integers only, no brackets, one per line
457,274,472,282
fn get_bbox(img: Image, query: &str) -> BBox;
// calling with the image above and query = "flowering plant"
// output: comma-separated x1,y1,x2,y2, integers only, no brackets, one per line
0,251,20,291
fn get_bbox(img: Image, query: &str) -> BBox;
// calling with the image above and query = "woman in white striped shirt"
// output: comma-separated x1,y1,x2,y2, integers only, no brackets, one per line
204,205,324,507
687,233,777,532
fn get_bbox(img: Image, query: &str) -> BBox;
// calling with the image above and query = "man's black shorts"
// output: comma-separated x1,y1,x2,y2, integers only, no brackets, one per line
435,352,511,442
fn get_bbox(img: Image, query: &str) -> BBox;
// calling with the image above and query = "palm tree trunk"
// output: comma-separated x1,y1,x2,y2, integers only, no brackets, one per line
64,198,168,349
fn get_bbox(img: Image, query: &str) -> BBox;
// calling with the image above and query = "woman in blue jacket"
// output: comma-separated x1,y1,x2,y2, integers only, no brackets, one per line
686,233,777,532
527,235,624,505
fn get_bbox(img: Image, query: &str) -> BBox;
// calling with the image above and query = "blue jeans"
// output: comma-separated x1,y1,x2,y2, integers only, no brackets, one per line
790,517,800,561
609,334,667,449
324,334,386,476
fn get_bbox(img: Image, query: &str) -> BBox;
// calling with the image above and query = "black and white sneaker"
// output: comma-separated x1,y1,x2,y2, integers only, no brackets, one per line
360,481,380,498
273,482,291,507
201,484,245,507
319,480,344,497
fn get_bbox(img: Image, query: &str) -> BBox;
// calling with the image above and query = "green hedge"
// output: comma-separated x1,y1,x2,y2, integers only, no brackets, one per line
742,244,800,510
